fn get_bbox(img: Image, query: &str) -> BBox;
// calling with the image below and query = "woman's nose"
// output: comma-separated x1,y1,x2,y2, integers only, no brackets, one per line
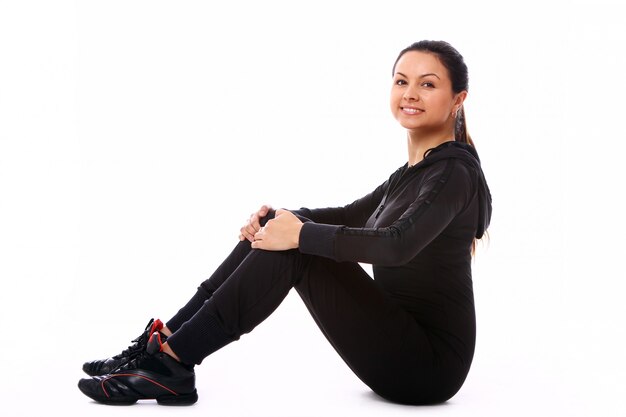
403,85,419,101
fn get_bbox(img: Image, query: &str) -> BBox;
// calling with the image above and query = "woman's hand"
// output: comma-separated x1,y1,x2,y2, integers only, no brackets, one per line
239,204,273,243
251,209,303,251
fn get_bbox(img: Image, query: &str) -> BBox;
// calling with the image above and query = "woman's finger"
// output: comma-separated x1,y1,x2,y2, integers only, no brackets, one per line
251,215,261,231
246,221,258,235
240,225,254,242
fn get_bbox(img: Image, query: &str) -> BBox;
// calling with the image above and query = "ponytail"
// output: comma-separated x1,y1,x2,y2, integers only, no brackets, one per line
455,106,475,147
456,105,485,256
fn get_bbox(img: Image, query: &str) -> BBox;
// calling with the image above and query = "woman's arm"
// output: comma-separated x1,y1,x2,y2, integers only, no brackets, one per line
239,168,401,243
292,167,401,227
298,159,475,266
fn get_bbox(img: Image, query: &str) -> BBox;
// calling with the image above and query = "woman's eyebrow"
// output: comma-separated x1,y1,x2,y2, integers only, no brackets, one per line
394,71,441,80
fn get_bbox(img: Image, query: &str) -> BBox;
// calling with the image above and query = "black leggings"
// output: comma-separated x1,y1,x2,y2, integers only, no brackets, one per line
165,240,464,404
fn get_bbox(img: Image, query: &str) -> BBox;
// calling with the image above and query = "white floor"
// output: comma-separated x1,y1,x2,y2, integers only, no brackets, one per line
3,290,623,417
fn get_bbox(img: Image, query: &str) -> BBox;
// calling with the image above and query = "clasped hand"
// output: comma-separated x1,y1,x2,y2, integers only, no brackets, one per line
239,205,303,251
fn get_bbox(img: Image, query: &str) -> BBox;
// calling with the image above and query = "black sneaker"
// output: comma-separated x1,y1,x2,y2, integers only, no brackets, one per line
78,332,198,406
82,318,166,376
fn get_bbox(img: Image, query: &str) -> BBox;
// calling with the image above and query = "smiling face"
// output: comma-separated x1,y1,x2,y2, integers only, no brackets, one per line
390,51,466,137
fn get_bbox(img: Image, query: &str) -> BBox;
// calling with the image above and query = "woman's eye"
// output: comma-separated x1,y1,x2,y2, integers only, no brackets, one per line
422,82,435,88
395,79,407,85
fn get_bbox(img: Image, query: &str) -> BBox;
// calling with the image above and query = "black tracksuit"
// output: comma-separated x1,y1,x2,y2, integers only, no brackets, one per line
165,141,492,404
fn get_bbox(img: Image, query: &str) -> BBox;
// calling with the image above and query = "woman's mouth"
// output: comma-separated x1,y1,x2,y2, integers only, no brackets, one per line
401,107,423,115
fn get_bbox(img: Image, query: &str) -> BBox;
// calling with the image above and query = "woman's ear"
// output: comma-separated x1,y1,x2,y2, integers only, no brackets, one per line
453,91,468,113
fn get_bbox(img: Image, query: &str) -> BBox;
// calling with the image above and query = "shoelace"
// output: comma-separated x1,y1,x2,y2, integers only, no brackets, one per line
112,333,149,359
111,319,155,360
111,348,151,373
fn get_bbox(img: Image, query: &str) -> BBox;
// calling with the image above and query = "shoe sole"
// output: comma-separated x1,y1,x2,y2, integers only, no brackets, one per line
78,383,198,406
157,390,198,406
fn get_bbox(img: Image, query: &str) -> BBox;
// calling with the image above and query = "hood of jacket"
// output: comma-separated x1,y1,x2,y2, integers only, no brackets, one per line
420,141,492,239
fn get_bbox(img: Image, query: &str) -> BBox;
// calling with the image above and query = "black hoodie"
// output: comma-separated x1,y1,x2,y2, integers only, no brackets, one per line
294,140,492,366
296,140,492,263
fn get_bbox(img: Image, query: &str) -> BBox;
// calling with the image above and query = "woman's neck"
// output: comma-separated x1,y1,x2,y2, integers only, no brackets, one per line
406,130,454,166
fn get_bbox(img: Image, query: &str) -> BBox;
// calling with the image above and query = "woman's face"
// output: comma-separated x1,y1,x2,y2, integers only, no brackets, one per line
390,51,465,135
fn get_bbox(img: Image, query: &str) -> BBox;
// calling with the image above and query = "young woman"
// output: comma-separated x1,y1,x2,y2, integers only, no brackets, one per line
78,40,492,406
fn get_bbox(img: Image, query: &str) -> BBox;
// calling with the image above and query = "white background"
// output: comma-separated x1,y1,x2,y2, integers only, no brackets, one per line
1,1,625,416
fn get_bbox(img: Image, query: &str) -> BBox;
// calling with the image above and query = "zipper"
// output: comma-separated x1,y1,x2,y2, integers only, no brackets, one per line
375,166,406,220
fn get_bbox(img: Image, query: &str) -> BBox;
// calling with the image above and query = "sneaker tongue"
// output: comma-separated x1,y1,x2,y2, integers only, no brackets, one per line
146,332,163,355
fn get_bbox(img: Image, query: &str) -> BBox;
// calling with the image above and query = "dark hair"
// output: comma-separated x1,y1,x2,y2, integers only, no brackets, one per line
392,40,473,147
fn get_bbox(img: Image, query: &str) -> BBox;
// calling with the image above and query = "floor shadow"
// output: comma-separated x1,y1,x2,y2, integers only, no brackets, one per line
361,390,453,408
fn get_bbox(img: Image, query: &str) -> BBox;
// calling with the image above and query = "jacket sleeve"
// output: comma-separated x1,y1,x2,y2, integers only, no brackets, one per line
291,172,397,227
298,159,474,266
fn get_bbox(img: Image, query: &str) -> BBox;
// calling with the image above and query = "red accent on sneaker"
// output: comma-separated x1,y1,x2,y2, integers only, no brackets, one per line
150,319,164,334
100,373,178,398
